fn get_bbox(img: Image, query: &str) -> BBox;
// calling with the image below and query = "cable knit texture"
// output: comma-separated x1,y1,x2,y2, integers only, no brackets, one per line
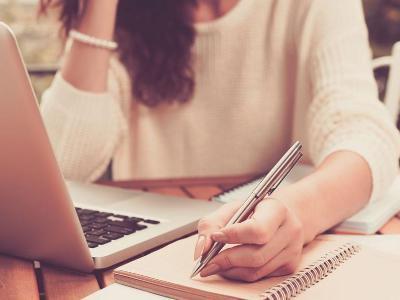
41,0,400,202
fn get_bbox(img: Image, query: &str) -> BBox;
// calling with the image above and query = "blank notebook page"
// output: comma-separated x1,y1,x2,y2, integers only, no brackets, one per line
115,235,400,299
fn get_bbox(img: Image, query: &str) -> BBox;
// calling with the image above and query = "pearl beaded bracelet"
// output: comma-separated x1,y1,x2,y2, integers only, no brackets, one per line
69,30,118,51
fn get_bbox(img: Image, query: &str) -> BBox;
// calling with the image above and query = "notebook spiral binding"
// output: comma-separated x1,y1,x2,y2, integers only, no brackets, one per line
259,243,360,300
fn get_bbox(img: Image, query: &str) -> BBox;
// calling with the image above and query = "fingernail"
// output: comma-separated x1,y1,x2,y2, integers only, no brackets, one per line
200,264,220,277
211,231,228,243
194,235,206,260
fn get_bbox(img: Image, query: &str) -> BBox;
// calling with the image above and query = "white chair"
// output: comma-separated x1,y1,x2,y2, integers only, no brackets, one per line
372,41,400,122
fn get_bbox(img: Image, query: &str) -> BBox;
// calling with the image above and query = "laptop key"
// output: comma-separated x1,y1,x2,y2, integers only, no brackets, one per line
102,232,124,240
107,220,137,229
88,242,99,248
143,219,160,225
79,209,98,215
94,217,108,223
82,226,92,233
114,214,129,219
129,217,144,223
80,220,91,226
79,215,95,221
89,229,107,236
85,235,111,245
90,223,107,229
106,225,135,235
94,212,113,218
134,224,148,231
107,216,125,222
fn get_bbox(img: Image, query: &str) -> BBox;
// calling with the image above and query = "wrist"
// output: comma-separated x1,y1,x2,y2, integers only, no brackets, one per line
275,181,320,244
77,0,119,40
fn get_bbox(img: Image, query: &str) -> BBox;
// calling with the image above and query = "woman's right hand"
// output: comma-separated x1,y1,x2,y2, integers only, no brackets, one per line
194,197,305,282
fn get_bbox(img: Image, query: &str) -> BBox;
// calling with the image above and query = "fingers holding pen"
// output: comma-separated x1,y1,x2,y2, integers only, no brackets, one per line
210,198,286,245
194,200,243,260
195,198,283,260
199,198,305,282
200,226,290,277
218,246,302,282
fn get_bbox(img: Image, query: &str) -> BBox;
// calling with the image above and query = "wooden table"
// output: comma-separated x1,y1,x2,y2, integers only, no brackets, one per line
1,176,400,300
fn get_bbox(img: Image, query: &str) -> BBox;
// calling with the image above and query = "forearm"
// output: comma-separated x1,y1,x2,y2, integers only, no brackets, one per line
61,0,119,92
196,151,374,281
281,151,372,243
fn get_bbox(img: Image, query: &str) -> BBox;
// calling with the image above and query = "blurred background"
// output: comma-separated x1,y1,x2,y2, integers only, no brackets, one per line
0,0,60,98
0,0,399,99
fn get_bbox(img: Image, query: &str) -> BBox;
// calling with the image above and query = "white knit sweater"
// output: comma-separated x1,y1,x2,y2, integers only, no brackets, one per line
41,0,400,202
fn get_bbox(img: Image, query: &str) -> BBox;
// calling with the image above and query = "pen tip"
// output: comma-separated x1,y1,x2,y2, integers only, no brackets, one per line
190,259,202,279
190,269,200,279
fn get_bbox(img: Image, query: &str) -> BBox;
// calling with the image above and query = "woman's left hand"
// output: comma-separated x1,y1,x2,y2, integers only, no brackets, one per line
194,197,305,282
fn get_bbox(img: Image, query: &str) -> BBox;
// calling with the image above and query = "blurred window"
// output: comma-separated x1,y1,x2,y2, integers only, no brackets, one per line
0,0,60,99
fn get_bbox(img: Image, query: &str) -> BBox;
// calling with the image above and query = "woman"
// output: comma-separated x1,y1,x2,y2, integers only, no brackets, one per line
40,0,400,282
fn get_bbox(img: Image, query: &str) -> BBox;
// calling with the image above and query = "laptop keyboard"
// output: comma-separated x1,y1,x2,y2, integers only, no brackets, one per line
75,207,160,248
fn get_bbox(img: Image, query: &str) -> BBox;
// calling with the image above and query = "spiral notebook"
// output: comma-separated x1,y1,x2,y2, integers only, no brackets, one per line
114,235,400,300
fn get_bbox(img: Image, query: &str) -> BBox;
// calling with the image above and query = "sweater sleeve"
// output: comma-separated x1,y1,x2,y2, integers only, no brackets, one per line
40,57,129,182
306,0,400,202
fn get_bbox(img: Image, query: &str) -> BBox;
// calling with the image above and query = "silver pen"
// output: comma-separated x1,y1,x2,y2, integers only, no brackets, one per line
190,141,303,278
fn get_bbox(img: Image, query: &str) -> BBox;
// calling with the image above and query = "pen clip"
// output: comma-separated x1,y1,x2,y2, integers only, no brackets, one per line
267,151,303,195
255,150,303,199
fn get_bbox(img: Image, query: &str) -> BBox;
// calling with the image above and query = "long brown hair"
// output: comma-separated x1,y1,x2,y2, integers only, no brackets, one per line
40,0,198,106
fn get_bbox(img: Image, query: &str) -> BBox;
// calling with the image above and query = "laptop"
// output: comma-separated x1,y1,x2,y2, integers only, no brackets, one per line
0,22,221,272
